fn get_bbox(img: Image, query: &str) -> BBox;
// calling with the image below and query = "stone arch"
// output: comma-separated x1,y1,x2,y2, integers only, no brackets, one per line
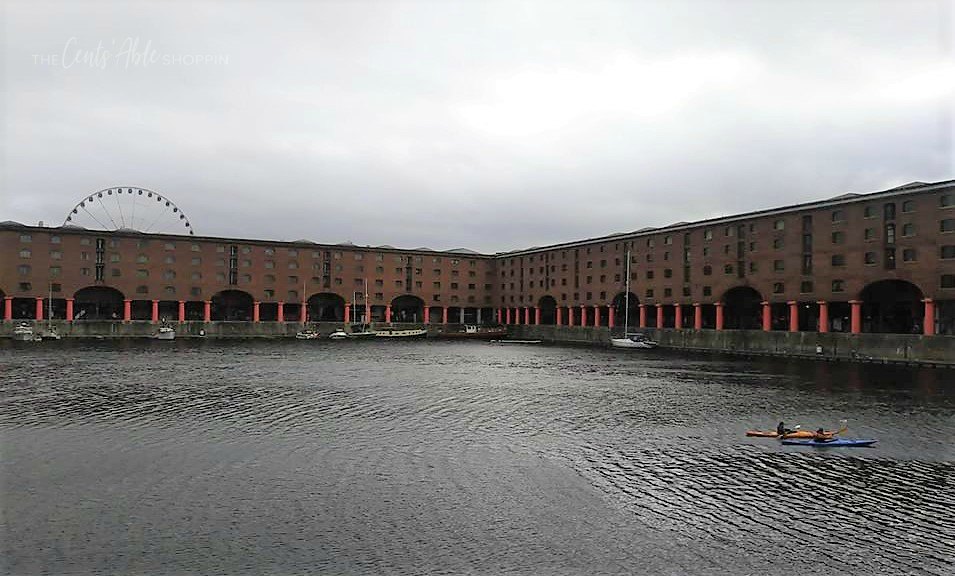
391,294,424,323
722,286,762,329
611,291,639,328
211,289,254,321
308,292,345,322
859,279,924,334
74,286,125,320
538,295,557,325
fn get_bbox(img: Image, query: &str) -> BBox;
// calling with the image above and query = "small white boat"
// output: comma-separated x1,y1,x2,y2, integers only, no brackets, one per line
610,333,658,349
490,339,542,344
374,327,427,338
328,329,349,340
12,322,35,342
295,329,320,340
39,327,61,340
155,326,176,340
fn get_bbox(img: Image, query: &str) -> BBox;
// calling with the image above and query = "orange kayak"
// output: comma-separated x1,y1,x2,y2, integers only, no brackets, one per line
746,428,842,439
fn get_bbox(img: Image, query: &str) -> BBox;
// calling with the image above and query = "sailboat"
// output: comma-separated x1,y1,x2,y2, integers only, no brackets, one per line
348,279,377,338
38,284,62,340
610,248,658,349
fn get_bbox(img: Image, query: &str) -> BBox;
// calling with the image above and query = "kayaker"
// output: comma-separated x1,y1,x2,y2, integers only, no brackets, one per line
777,422,786,436
812,428,832,442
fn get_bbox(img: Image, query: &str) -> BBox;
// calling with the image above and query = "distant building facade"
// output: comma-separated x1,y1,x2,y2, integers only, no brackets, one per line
3,179,955,334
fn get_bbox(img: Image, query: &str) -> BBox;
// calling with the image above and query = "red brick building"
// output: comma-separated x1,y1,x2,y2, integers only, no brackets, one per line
3,179,954,334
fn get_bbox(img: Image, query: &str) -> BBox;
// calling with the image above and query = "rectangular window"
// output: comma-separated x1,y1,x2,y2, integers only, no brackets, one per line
800,281,813,293
863,205,876,218
902,200,915,213
864,252,877,265
902,249,916,262
831,231,844,244
941,246,955,259
773,282,784,294
773,260,784,271
832,280,845,292
902,223,915,237
831,254,846,266
831,210,845,222
941,219,955,232
864,228,876,240
942,274,955,289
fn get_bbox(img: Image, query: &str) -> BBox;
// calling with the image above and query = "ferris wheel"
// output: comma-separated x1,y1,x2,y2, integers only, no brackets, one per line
63,187,195,235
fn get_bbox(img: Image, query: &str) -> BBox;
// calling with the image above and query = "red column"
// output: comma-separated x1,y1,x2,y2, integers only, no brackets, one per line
656,305,664,328
694,303,702,330
277,301,285,322
203,300,211,322
715,302,724,331
35,297,44,321
535,307,541,325
580,305,587,326
850,300,862,334
123,299,132,322
178,300,186,323
608,306,615,329
302,302,308,323
344,304,351,323
385,305,392,323
674,304,682,330
817,301,828,333
524,307,530,324
761,301,771,331
505,308,511,324
556,307,563,325
424,306,431,324
253,301,260,323
639,304,646,328
568,307,575,327
3,297,12,321
923,298,935,336
365,304,371,323
496,308,502,324
788,301,799,332
443,307,449,324
151,300,159,323
66,298,74,322
593,305,600,327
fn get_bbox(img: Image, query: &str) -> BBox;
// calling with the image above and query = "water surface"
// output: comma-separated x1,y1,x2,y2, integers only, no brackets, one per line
2,340,953,575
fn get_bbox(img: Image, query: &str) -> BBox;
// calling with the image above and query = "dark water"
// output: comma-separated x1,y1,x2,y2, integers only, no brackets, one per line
1,340,953,576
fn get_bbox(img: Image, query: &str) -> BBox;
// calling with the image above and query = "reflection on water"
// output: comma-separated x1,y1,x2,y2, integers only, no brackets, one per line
2,340,953,575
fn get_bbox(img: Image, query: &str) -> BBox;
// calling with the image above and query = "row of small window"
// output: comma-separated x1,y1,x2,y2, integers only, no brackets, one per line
503,194,955,267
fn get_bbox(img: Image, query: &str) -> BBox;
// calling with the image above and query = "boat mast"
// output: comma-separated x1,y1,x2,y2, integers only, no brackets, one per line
623,247,630,333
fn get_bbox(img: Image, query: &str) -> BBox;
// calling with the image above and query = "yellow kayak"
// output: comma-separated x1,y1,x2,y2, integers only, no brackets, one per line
746,425,847,439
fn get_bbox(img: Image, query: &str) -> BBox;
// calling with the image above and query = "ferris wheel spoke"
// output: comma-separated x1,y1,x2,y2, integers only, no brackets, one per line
95,196,121,230
112,190,127,229
79,205,112,231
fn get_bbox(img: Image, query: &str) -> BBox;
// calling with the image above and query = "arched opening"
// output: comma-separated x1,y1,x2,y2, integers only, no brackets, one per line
308,293,345,322
538,295,557,325
74,286,125,320
722,286,762,329
859,280,924,334
446,306,463,324
611,292,638,329
392,295,424,323
211,290,254,321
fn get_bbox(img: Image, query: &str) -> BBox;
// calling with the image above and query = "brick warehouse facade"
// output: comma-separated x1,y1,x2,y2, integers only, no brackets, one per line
3,179,955,335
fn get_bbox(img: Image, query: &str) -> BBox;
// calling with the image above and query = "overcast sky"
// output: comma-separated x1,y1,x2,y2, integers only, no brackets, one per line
2,0,953,252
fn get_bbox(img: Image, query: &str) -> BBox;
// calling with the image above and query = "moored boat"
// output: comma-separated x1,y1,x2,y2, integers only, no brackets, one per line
12,322,35,342
374,327,427,338
611,333,658,349
328,329,349,340
155,326,176,340
295,329,320,340
439,324,507,339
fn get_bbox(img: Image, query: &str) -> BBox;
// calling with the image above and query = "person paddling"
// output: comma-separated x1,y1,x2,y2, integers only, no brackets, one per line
777,422,787,436
812,427,833,443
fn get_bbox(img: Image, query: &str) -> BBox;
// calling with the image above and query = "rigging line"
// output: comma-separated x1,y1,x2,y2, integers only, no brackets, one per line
113,190,126,229
95,195,121,230
79,205,111,231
